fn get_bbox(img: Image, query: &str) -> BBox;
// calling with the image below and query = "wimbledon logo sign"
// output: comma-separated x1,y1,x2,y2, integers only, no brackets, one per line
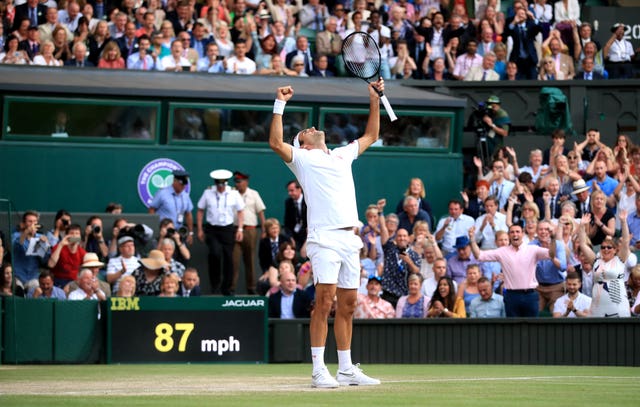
137,158,190,207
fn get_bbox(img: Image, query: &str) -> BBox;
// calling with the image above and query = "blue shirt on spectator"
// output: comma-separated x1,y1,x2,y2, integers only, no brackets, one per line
628,210,640,248
469,293,506,318
586,176,619,197
531,239,567,285
149,185,194,228
11,231,50,285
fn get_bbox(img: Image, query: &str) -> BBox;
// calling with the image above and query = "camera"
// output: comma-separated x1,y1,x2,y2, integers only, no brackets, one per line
166,226,188,240
166,227,176,237
120,224,150,244
61,219,70,227
93,225,101,234
398,247,407,255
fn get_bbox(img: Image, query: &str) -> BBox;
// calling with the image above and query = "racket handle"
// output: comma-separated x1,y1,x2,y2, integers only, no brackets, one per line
380,95,398,122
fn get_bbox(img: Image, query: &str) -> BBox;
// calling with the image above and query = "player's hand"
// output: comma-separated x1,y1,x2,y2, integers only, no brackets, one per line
277,86,294,102
369,77,384,98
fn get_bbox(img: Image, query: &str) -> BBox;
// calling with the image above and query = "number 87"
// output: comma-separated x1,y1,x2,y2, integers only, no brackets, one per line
154,323,195,352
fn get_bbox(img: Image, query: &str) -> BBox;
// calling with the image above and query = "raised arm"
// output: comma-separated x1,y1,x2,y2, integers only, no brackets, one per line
269,86,295,163
619,210,630,263
578,213,596,263
357,78,383,155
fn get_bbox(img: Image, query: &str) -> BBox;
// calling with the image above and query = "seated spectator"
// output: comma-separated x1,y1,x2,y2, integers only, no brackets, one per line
159,238,186,278
285,35,313,74
380,225,422,307
290,55,309,77
424,56,453,80
106,235,141,293
452,39,482,80
258,218,291,273
127,34,156,70
443,37,459,74
178,267,201,297
395,177,434,225
457,264,482,314
27,270,66,299
315,16,342,72
63,41,93,67
391,39,417,79
82,215,109,264
464,51,499,81
474,197,508,250
553,271,591,317
132,249,170,296
64,252,111,297
354,275,395,319
48,224,87,288
155,218,191,262
159,38,194,71
18,25,40,61
88,20,110,66
422,257,457,298
225,38,256,74
396,273,430,318
538,55,564,80
197,41,224,73
115,275,137,297
1,34,29,64
435,200,475,257
32,39,62,66
469,276,505,317
462,180,490,220
1,263,24,297
268,269,311,319
446,236,478,284
427,276,466,317
158,273,180,297
575,57,604,80
418,236,443,281
68,268,107,301
493,42,508,79
398,196,432,236
213,20,234,58
310,54,334,77
98,40,125,68
578,41,605,77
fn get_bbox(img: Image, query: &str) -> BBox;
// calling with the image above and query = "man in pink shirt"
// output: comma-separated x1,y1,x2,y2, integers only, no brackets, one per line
468,223,554,317
354,276,395,319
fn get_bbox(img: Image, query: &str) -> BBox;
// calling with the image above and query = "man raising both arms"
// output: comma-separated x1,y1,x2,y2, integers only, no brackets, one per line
269,79,384,388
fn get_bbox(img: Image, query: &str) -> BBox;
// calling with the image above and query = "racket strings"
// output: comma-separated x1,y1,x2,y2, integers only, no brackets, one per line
342,34,382,80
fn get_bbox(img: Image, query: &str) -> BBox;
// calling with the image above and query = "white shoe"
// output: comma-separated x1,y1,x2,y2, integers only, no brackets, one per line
312,367,340,388
336,363,381,386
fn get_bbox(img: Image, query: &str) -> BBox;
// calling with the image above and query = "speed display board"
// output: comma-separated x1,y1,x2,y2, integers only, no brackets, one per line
107,297,268,363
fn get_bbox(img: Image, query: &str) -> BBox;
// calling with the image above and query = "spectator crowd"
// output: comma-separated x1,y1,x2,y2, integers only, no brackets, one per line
0,0,637,79
2,128,640,321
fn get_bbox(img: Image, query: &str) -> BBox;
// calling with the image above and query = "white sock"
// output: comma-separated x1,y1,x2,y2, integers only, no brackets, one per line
311,347,325,371
337,349,352,372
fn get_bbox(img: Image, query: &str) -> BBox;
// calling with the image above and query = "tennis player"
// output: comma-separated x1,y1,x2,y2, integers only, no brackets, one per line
269,79,384,388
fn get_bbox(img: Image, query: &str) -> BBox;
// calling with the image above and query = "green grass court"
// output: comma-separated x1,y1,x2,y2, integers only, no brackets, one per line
0,364,638,406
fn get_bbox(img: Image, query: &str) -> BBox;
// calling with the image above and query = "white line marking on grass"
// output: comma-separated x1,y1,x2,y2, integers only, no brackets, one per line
383,376,637,384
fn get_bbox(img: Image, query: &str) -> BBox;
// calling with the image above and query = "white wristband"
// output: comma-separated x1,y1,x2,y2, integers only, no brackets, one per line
273,99,286,115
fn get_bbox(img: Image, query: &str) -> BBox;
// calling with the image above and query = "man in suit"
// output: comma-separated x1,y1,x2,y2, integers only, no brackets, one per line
477,26,495,57
283,180,307,249
548,37,575,79
536,178,563,220
286,35,314,75
310,55,334,77
571,179,591,217
18,26,40,61
178,267,201,297
465,52,500,81
167,0,195,36
116,22,139,61
13,0,47,32
258,218,292,274
268,270,311,318
417,11,445,63
63,42,94,67
505,7,542,79
39,7,73,43
315,16,342,72
189,22,211,59
575,57,604,80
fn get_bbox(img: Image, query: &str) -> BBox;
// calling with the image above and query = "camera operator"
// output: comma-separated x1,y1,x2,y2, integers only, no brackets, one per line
480,95,511,158
82,215,109,262
46,209,71,247
107,218,154,258
156,218,191,263
377,200,421,308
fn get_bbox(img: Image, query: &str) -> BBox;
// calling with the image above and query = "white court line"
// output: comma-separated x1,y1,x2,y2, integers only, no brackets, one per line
383,376,638,384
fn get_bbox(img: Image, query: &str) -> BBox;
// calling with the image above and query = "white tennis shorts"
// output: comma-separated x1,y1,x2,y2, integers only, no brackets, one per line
306,227,363,289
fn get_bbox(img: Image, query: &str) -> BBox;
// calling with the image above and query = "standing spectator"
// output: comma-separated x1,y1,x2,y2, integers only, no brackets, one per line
13,0,47,32
315,16,341,72
109,12,128,39
552,272,591,317
452,39,482,80
398,196,432,236
380,226,421,307
505,7,541,79
12,211,50,289
136,11,157,39
116,21,139,60
148,169,194,237
532,220,567,314
435,200,475,257
58,0,81,33
446,236,478,284
47,224,87,288
474,196,508,250
232,171,266,295
268,270,311,318
469,276,506,317
354,275,395,319
604,23,634,79
298,0,328,32
283,180,307,250
469,223,554,317
258,218,291,275
46,209,71,248
39,7,72,43
196,168,245,295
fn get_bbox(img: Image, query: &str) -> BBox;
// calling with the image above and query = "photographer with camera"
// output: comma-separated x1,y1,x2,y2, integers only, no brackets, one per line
46,209,71,247
47,224,87,288
82,215,109,263
378,200,421,308
156,218,191,262
148,169,194,245
474,95,511,159
12,210,51,289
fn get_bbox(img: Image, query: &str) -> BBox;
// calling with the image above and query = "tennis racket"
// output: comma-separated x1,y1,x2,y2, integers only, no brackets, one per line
341,32,397,122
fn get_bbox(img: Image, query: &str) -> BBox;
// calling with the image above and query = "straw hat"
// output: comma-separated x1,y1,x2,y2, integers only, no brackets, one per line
139,250,169,270
81,252,104,268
